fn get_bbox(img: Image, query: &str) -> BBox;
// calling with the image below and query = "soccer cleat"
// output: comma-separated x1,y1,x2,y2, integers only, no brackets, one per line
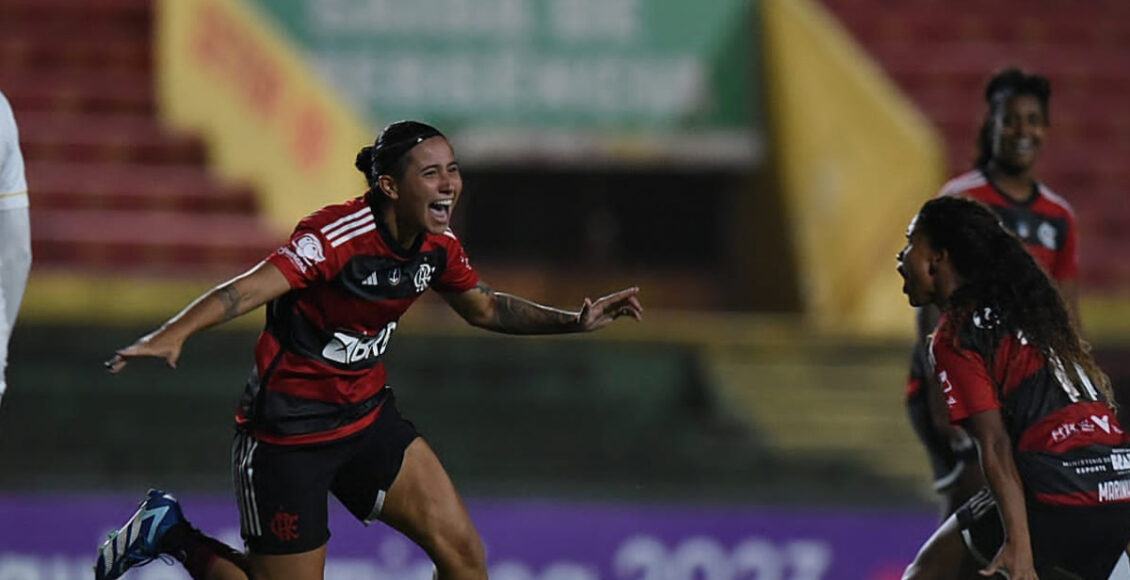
94,489,186,580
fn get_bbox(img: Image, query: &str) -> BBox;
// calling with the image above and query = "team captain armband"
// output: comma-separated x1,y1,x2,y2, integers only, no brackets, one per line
931,332,1000,423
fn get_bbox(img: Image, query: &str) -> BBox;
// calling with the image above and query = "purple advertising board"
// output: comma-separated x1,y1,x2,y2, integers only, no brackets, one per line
0,494,937,580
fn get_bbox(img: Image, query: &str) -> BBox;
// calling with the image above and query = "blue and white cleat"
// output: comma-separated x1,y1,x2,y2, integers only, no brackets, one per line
94,489,186,580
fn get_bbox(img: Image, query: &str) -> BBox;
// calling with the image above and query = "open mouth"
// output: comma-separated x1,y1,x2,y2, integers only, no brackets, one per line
428,199,452,223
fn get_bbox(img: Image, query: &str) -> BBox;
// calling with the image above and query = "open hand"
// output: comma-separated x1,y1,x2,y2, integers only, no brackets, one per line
578,287,643,331
982,540,1037,580
104,330,184,374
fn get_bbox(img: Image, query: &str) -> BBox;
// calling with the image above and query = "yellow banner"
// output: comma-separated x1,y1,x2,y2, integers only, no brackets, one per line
157,0,371,232
762,0,945,336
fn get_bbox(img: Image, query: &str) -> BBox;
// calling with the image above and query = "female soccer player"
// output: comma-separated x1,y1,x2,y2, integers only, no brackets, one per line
906,68,1080,518
94,121,643,580
898,196,1130,580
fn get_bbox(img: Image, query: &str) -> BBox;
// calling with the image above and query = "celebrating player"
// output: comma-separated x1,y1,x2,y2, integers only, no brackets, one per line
899,196,1130,580
906,68,1079,518
95,121,643,580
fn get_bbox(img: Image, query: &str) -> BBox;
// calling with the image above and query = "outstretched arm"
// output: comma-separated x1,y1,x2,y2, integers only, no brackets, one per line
105,261,291,373
441,282,642,335
965,409,1036,580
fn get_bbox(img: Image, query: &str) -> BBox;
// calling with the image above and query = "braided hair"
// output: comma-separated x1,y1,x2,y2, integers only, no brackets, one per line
973,67,1051,170
915,196,1113,406
354,121,445,188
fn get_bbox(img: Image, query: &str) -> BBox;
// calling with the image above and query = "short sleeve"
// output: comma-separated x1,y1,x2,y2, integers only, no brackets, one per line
266,226,341,289
431,231,479,293
1052,211,1079,281
931,332,1001,423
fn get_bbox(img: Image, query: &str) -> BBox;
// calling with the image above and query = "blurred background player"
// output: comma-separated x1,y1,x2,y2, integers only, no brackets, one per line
95,121,643,580
905,67,1079,518
0,88,31,410
898,196,1130,580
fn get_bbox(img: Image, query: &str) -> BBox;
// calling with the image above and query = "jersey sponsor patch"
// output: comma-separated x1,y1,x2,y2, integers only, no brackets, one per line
1112,451,1130,472
293,233,326,266
320,321,398,366
1098,479,1130,502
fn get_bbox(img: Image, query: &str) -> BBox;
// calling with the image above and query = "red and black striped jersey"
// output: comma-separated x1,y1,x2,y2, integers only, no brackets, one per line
931,312,1130,506
237,192,479,445
907,170,1080,399
939,170,1078,282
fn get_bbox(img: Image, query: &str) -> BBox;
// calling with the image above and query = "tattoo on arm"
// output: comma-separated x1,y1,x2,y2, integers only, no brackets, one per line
465,282,577,334
217,284,242,321
474,281,495,299
492,293,577,334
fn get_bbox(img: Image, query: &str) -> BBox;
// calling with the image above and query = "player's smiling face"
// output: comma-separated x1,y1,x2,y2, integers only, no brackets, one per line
388,136,462,236
990,94,1047,174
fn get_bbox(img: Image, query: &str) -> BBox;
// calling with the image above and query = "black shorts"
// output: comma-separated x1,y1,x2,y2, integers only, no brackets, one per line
956,487,1130,579
231,388,419,554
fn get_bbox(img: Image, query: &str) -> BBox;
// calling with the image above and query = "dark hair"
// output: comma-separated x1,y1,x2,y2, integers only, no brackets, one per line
915,196,1113,407
354,120,445,187
973,67,1051,169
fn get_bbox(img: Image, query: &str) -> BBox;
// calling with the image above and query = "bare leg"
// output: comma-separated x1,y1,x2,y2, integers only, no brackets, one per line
246,546,327,580
206,558,253,580
379,438,487,580
903,514,980,580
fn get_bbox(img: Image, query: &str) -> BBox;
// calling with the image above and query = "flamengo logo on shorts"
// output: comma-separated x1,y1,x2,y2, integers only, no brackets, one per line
269,508,300,541
1098,479,1130,503
322,321,398,365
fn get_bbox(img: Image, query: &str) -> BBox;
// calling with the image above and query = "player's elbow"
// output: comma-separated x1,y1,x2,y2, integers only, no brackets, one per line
463,308,494,330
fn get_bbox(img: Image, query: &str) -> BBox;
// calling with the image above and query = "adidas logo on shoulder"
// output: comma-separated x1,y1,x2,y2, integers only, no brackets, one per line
361,272,380,286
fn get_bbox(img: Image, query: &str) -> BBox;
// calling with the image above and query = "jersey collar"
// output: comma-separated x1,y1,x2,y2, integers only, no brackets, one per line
365,189,425,258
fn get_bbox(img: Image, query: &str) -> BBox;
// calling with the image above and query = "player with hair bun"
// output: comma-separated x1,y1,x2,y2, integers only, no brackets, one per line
94,120,643,580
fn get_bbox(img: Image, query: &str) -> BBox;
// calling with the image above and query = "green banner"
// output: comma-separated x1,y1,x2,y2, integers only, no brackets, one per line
246,0,759,162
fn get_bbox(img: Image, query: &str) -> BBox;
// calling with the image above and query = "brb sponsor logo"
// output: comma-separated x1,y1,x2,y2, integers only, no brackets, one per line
322,321,398,365
1112,451,1130,471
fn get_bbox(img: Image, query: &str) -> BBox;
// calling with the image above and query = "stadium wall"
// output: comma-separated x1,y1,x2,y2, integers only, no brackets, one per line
156,0,371,232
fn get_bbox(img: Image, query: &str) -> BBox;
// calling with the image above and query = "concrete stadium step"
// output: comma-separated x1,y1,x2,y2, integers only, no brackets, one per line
19,112,206,165
30,208,281,275
26,161,258,214
703,342,934,497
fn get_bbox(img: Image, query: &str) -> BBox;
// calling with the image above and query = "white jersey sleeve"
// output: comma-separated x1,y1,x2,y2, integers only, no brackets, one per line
0,90,29,210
